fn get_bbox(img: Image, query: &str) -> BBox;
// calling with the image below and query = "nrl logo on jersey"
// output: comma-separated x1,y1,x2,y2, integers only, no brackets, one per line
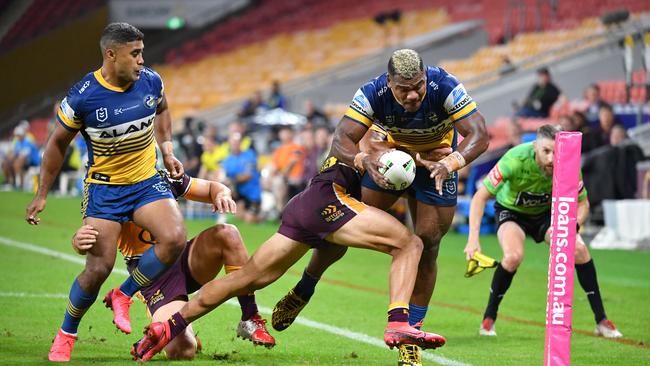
95,107,108,122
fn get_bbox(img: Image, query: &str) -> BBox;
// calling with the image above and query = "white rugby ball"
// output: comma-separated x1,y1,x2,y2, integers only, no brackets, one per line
378,150,416,190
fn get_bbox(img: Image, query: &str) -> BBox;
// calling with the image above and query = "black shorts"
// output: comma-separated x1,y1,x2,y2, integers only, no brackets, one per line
494,202,550,243
238,193,261,214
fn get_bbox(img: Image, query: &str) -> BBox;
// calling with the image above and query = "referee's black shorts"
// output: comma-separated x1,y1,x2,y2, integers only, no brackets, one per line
493,202,551,243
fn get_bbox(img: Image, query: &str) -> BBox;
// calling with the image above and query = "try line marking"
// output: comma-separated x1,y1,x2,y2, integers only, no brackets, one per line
0,236,471,366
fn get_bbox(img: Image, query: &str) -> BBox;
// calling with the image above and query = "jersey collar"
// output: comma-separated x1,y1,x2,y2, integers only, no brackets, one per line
93,69,132,92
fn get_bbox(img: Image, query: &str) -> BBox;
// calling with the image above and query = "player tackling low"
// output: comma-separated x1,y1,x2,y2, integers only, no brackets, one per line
71,171,275,359
463,124,622,338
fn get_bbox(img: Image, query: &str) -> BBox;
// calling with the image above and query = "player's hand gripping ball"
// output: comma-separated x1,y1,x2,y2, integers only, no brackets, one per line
378,150,416,190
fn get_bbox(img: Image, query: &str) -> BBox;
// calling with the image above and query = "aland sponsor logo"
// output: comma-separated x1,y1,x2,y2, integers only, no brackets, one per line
86,112,156,141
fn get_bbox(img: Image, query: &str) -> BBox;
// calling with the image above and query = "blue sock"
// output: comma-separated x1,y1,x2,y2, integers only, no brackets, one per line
119,247,169,297
293,270,320,301
61,279,98,335
408,303,428,328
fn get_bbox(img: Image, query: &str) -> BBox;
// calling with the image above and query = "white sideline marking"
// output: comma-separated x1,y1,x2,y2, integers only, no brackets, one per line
0,236,471,366
0,292,67,299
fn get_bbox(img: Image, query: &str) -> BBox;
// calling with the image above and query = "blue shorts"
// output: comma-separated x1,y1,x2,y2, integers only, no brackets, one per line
361,166,458,207
82,174,174,223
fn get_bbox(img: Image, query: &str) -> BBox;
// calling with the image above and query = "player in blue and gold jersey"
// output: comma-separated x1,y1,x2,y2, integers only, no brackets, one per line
24,23,187,362
272,49,489,365
71,171,276,359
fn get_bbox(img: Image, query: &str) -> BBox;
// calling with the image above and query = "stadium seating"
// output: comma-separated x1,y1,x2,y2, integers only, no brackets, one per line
598,69,648,104
439,17,607,87
156,4,451,120
0,0,106,54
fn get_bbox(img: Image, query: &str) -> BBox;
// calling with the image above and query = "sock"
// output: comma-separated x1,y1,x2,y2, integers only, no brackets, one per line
120,247,170,297
61,279,98,335
575,259,607,323
168,312,189,339
484,263,516,321
408,304,428,328
225,264,259,320
293,269,320,301
387,303,409,323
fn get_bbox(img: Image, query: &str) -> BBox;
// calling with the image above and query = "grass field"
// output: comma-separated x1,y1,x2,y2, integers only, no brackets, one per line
0,191,649,365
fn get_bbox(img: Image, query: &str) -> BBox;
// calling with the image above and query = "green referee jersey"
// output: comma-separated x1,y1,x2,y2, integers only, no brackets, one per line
482,142,587,215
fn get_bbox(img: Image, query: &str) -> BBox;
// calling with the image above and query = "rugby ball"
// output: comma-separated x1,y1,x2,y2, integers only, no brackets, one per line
378,150,416,190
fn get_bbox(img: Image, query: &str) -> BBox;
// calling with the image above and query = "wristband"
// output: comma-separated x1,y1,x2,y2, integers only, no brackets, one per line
439,151,466,172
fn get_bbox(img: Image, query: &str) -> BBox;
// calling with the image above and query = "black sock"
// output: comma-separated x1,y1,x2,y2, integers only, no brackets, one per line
484,263,516,321
575,259,607,323
294,270,320,301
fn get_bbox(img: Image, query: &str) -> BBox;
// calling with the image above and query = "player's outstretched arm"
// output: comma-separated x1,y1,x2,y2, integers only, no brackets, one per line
464,185,494,260
25,124,77,225
183,178,237,214
155,95,184,178
330,117,389,188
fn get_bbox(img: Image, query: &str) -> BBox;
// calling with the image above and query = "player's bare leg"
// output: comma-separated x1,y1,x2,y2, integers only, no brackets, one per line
105,198,186,334
272,187,397,331
133,207,445,361
188,224,275,347
49,218,121,361
407,199,454,314
326,207,445,350
480,221,526,336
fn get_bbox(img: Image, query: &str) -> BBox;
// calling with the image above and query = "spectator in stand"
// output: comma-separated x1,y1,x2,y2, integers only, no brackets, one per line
271,126,305,212
1,123,40,190
239,90,267,119
499,55,516,76
267,80,287,110
175,117,203,177
299,128,319,183
609,124,627,146
595,104,621,146
516,67,560,118
221,132,262,223
212,122,253,165
313,125,332,168
559,112,601,154
304,99,329,126
579,84,606,125
198,134,220,182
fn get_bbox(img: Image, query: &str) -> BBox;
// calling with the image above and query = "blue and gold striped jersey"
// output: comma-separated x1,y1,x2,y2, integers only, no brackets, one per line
57,67,164,184
344,66,478,152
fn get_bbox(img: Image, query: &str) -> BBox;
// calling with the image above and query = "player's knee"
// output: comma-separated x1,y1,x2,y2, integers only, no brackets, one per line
210,224,244,252
575,242,590,263
82,263,113,286
502,251,524,270
156,225,187,262
399,233,423,255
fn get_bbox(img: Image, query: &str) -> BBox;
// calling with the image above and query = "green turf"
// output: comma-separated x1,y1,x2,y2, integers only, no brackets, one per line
0,191,648,365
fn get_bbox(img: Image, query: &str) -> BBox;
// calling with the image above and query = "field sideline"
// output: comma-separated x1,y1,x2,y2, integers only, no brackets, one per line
0,191,648,365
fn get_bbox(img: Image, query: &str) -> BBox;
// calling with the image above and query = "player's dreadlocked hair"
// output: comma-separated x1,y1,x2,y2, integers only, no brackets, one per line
536,124,563,140
388,49,424,80
100,23,144,52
